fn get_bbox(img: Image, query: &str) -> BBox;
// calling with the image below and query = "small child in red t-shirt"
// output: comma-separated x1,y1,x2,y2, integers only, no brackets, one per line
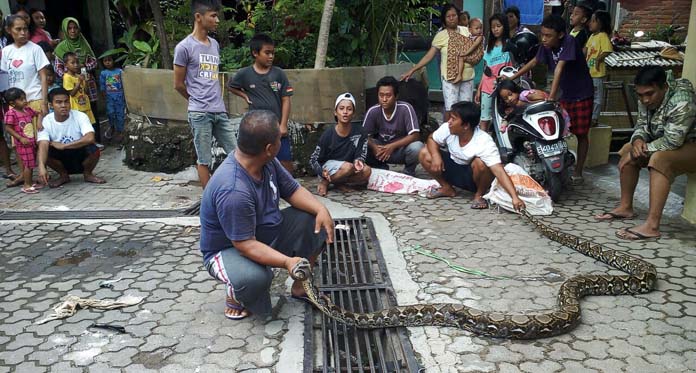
4,88,41,193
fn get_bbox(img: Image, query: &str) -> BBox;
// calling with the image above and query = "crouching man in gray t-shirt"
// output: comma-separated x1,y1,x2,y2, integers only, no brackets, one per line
199,110,334,320
173,0,237,189
363,76,424,176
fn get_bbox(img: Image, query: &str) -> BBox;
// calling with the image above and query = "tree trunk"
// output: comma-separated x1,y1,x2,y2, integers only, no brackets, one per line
314,0,336,69
148,0,173,69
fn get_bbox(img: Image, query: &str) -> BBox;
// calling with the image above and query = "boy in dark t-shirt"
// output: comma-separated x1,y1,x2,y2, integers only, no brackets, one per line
228,34,294,174
309,93,371,196
509,15,593,185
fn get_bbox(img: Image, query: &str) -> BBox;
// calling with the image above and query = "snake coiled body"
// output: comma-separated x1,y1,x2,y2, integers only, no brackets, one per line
291,211,657,339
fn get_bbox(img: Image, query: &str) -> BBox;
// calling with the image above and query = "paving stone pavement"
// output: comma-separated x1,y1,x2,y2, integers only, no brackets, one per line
300,169,696,373
1,162,695,372
0,147,200,211
0,221,306,372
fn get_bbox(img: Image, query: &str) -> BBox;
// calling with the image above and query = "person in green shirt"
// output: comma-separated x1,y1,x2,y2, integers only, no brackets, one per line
595,67,696,241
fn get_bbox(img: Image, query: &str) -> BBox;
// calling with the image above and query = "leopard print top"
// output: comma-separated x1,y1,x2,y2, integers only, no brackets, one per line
446,31,484,82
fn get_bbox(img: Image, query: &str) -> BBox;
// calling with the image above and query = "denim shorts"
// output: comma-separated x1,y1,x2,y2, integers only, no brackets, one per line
187,111,238,166
322,160,347,176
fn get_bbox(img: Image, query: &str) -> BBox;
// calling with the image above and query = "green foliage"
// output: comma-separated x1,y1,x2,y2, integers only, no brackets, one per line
159,0,445,70
101,22,161,68
648,24,685,45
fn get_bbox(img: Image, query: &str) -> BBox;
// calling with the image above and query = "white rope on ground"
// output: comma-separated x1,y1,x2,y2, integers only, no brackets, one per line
36,294,144,324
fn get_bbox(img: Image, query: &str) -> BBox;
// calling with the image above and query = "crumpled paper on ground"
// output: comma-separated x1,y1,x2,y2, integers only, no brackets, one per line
36,294,144,324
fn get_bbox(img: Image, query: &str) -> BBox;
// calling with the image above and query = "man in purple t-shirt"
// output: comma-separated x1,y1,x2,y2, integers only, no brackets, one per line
510,15,594,185
199,110,334,320
362,76,424,176
173,0,237,189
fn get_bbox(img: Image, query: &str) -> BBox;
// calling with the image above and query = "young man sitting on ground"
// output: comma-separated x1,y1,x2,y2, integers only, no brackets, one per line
36,87,105,187
595,66,696,240
309,92,371,196
418,101,525,212
362,76,424,176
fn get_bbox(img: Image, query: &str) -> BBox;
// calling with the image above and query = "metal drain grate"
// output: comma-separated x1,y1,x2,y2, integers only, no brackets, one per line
304,218,420,373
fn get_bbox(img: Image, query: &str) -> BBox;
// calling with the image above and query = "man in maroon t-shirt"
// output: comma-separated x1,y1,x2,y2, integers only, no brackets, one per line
362,76,424,176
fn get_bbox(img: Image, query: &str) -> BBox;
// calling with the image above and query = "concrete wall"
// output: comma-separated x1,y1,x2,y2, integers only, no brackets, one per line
0,0,9,16
123,64,413,123
681,0,696,224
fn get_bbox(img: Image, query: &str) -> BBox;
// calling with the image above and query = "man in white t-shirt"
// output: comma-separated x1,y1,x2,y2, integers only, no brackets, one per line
36,88,105,187
419,101,525,210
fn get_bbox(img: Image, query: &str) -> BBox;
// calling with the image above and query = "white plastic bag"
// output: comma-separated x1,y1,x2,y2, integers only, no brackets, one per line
483,163,553,215
367,168,440,194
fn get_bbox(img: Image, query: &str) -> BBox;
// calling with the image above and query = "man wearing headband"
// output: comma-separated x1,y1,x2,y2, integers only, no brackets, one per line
309,93,371,196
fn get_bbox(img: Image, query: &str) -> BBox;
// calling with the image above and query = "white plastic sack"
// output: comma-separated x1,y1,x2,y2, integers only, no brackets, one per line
483,163,554,215
367,168,440,194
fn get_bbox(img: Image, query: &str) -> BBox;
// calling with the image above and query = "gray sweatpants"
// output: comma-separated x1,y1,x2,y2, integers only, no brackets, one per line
204,207,327,316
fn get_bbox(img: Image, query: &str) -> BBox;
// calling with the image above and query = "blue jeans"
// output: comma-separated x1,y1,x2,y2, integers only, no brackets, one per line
187,111,237,166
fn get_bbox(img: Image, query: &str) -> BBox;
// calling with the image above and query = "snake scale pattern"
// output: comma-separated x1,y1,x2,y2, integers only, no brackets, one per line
291,211,658,339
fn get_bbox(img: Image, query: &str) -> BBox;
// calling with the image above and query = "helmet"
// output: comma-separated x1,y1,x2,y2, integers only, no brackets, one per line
505,31,539,65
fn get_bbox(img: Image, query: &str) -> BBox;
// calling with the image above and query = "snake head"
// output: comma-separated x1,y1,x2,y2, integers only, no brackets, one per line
290,258,312,281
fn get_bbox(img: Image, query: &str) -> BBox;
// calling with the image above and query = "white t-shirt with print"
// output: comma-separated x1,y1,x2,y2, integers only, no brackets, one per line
0,41,50,101
38,110,94,143
432,124,501,167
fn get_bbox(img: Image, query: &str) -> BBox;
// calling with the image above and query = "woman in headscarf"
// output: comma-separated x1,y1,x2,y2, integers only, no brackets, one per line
54,17,99,131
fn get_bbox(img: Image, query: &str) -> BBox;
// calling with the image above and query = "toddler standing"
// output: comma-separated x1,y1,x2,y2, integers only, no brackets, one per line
99,54,126,147
3,88,41,193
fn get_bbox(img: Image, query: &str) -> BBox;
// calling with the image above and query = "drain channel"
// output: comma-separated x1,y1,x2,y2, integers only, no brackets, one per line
0,202,201,220
304,217,420,373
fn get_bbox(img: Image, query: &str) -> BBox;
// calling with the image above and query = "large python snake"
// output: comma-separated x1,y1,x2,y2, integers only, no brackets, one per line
290,210,657,339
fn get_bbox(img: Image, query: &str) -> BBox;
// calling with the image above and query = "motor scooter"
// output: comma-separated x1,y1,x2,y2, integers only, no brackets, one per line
490,66,575,202
487,32,575,201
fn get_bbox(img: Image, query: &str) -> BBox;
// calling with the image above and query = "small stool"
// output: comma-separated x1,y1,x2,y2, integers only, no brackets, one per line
602,81,635,127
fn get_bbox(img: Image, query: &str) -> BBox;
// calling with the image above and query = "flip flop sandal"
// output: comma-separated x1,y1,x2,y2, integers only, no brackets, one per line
426,188,453,199
31,183,45,190
470,200,489,209
224,303,249,320
616,228,661,241
21,186,39,194
595,211,637,221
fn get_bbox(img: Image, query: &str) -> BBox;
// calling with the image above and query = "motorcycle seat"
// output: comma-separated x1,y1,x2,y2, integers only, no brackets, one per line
524,101,557,115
